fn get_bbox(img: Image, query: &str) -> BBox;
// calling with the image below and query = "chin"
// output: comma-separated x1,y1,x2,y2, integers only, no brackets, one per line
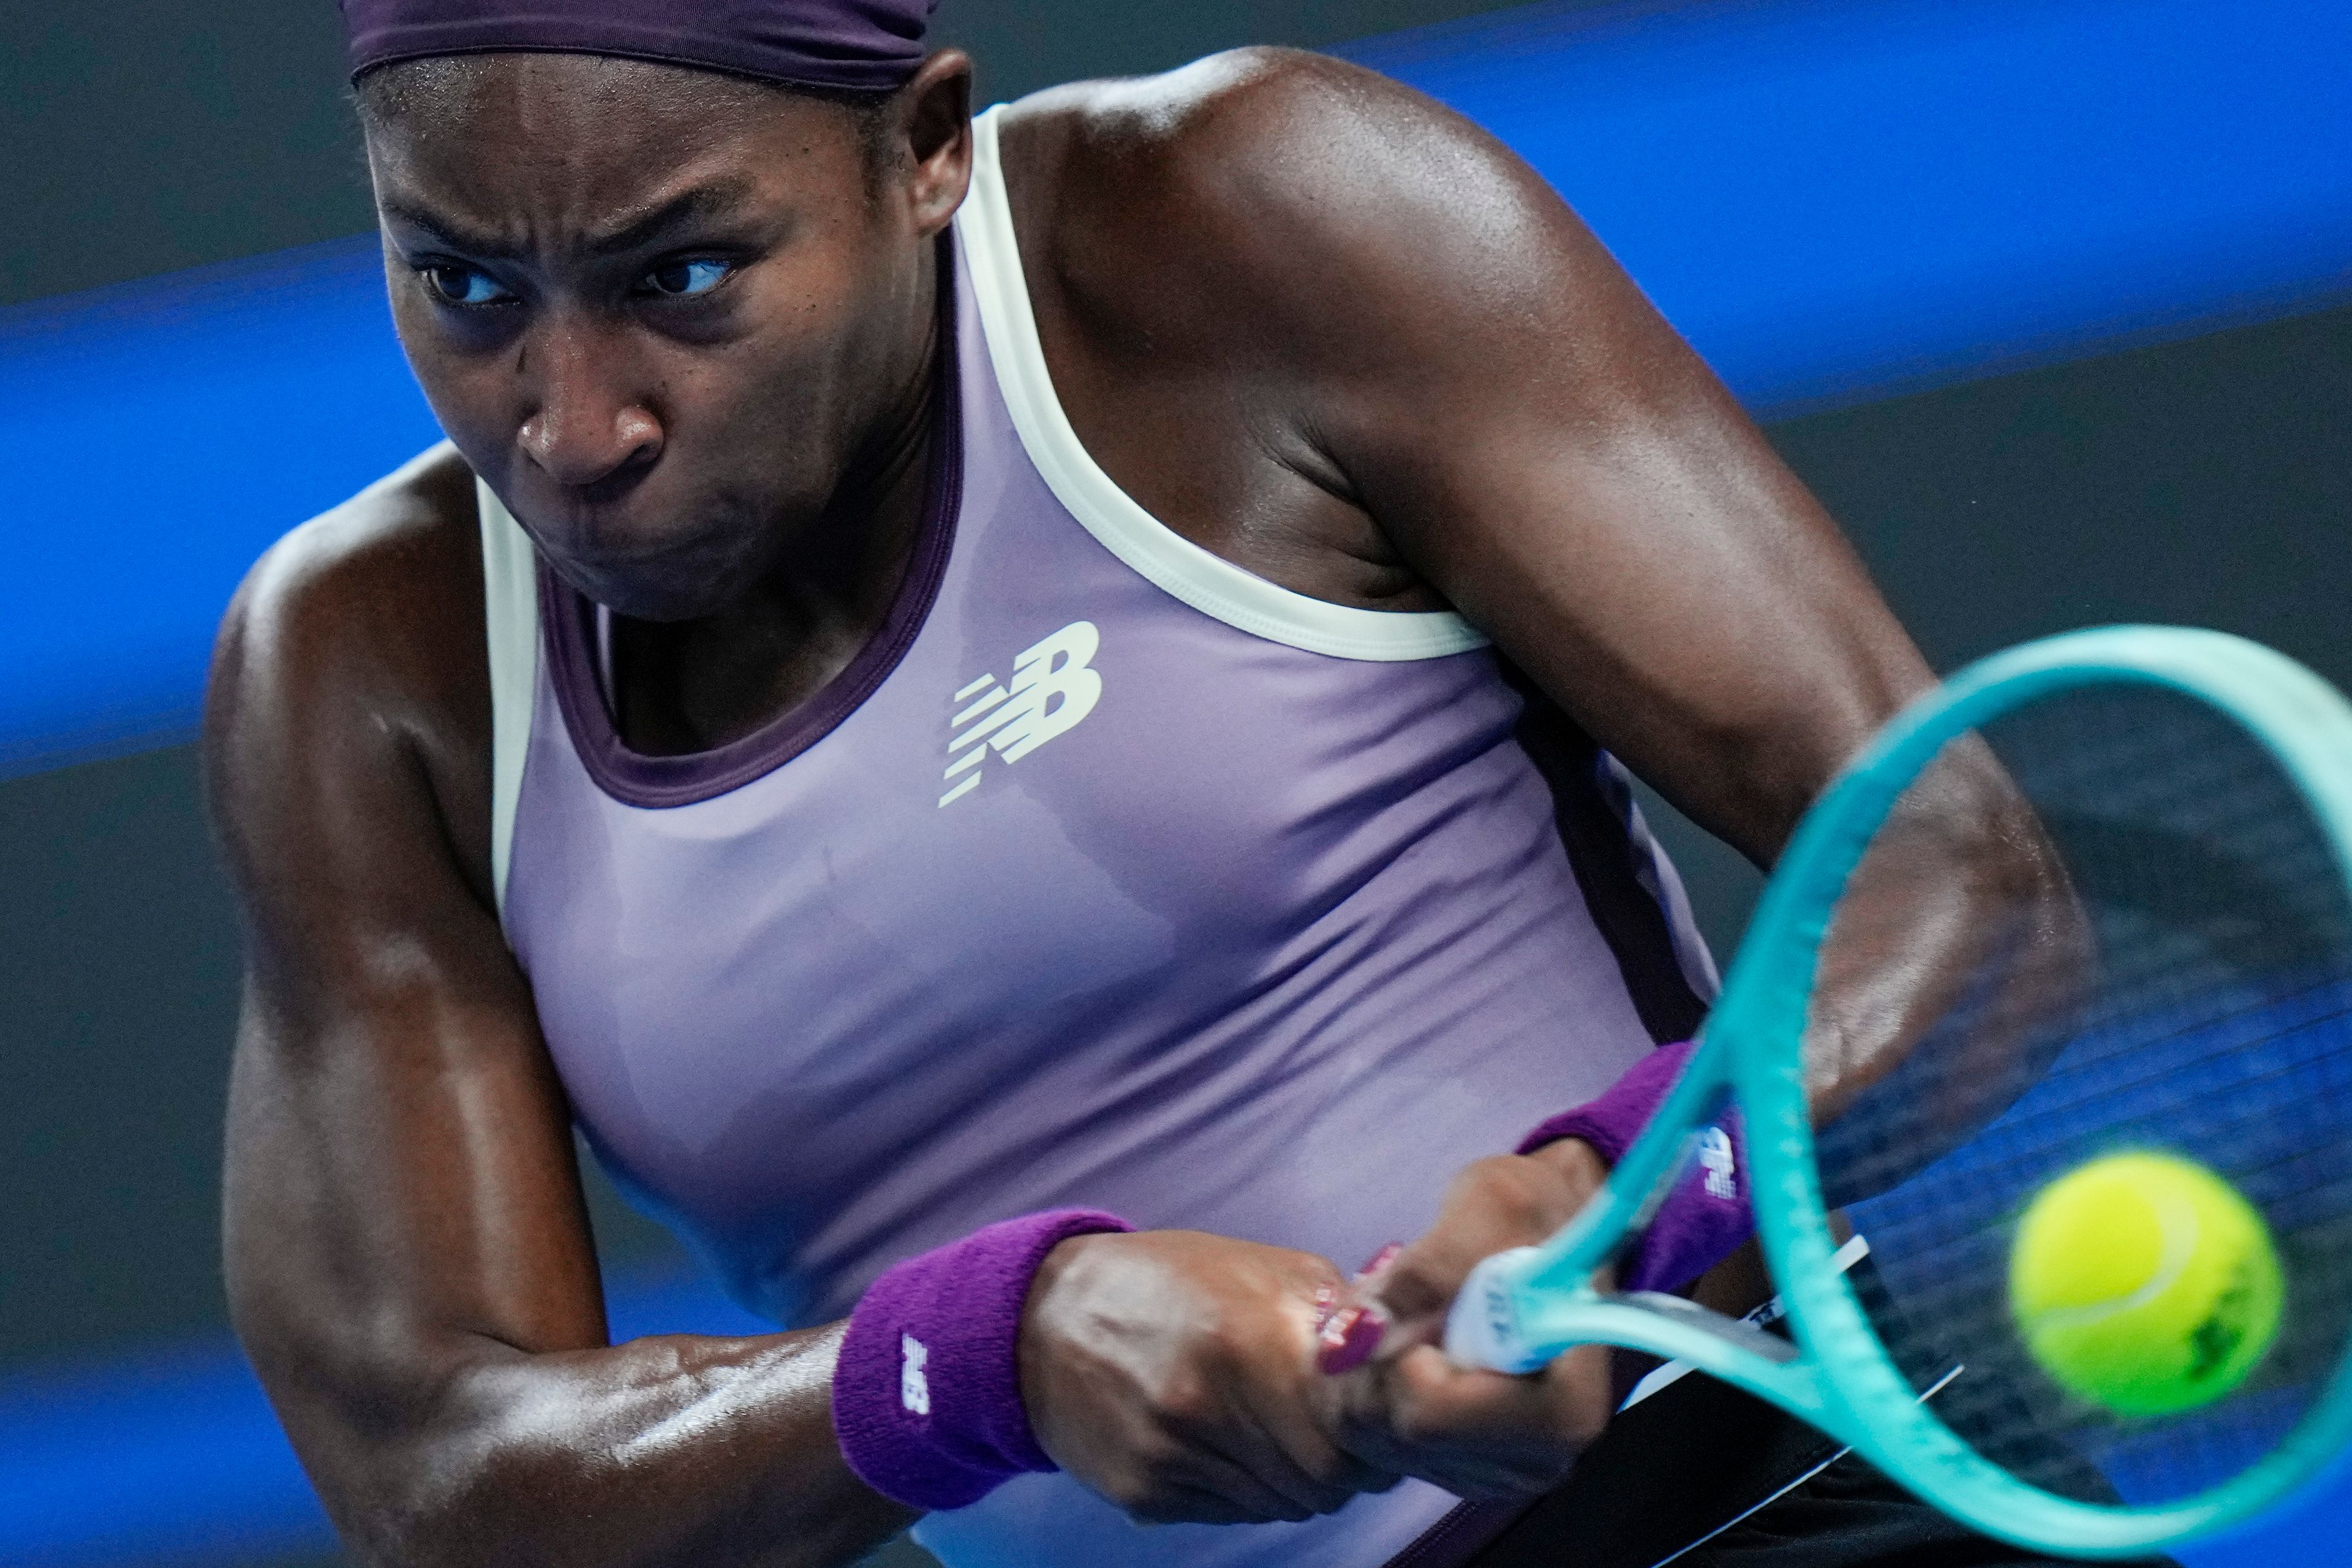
569,557,745,624
544,510,773,622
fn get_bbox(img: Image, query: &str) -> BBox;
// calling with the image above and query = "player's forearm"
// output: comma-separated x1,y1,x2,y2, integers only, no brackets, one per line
290,1321,913,1568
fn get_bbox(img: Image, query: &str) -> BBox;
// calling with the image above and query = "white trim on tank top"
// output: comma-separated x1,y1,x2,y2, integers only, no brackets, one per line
962,107,1490,663
477,473,539,916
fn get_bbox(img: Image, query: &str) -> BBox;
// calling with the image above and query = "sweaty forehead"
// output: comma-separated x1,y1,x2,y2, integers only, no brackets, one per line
339,0,941,92
362,56,872,249
360,52,787,138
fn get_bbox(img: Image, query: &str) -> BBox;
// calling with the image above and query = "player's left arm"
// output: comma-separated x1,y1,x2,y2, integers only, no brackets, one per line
1169,51,2053,1493
1222,62,1928,862
1236,63,2053,1121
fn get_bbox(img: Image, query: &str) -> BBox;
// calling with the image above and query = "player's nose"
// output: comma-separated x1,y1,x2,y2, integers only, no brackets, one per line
515,320,662,489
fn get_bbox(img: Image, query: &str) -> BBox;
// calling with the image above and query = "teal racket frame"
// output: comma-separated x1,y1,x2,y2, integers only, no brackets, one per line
1447,627,2352,1557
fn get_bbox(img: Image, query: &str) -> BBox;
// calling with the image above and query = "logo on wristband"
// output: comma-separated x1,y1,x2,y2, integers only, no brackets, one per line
1699,1126,1738,1200
900,1333,931,1416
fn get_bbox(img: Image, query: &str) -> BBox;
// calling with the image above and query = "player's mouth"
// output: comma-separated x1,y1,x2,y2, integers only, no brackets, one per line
535,503,768,621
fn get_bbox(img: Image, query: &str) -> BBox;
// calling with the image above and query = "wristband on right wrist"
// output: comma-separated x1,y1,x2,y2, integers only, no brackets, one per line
830,1207,1134,1511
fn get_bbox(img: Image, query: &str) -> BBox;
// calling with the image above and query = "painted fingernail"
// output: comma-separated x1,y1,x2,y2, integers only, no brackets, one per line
1316,1302,1389,1374
1355,1243,1403,1281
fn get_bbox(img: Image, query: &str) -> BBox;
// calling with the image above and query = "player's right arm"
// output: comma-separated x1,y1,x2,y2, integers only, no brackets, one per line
206,448,914,1568
207,448,1372,1559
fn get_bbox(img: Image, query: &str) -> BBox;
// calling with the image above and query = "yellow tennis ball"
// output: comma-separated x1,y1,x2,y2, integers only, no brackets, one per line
2009,1151,2283,1418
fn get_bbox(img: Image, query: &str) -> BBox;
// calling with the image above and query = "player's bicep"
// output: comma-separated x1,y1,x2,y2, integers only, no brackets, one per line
206,522,605,1434
1276,83,1928,859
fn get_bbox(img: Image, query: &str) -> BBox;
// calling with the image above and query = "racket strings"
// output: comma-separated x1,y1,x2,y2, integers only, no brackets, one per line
1806,685,2352,1507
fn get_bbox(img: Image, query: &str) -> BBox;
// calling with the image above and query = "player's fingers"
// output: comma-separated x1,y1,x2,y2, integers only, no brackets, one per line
1174,1349,1389,1518
1217,1263,1401,1513
1231,1375,1401,1512
1135,1360,1368,1519
1355,1343,1611,1496
1387,1344,1556,1439
1374,1156,1593,1333
1408,1340,1613,1456
1153,1436,1330,1524
1330,1345,1540,1480
1088,1414,1327,1525
1070,1377,1332,1525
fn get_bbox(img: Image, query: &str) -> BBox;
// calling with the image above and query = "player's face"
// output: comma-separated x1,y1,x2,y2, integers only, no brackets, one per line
362,55,956,622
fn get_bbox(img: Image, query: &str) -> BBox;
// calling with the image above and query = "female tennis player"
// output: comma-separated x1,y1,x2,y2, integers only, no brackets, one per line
206,4,2045,1564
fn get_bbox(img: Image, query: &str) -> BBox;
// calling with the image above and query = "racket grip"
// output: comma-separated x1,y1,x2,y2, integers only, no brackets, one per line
1443,1246,1553,1374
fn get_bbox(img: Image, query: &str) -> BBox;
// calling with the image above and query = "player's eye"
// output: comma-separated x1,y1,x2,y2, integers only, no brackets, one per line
420,265,514,307
640,258,733,299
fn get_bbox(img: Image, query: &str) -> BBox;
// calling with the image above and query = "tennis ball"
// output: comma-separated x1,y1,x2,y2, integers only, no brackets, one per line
2009,1152,2282,1418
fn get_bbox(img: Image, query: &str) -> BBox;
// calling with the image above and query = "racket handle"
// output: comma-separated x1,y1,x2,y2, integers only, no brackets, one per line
1444,1246,1554,1374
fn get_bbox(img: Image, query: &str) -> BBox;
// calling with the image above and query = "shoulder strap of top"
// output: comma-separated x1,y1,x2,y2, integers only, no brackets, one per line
959,106,1488,663
476,475,538,917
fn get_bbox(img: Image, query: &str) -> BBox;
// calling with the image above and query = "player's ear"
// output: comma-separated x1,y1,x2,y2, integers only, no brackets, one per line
894,50,973,238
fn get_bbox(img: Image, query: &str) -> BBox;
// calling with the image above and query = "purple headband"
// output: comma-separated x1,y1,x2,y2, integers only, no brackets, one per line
339,0,940,92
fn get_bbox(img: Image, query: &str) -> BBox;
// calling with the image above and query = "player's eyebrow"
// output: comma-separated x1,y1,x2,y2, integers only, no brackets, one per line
377,176,762,262
377,198,520,259
578,178,761,258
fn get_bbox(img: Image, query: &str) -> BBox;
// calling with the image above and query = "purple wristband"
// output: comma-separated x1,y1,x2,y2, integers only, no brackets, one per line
1518,1041,1753,1295
832,1208,1134,1510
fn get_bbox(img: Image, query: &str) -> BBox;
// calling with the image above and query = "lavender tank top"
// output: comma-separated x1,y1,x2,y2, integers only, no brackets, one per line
478,107,1717,1568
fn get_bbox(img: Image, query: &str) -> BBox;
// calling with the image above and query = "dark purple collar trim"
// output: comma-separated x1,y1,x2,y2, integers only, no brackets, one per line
542,271,962,810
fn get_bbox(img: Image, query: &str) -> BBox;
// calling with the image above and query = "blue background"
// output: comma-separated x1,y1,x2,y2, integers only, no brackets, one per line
7,0,2350,779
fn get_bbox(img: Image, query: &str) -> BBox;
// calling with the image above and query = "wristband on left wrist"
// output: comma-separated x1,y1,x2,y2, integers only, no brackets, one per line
1517,1041,1752,1295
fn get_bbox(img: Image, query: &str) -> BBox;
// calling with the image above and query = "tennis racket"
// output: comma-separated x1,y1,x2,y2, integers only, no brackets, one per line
1444,625,2352,1559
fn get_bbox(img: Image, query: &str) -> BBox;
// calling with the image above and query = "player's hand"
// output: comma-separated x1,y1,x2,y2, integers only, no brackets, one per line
1330,1142,1620,1496
1018,1229,1400,1524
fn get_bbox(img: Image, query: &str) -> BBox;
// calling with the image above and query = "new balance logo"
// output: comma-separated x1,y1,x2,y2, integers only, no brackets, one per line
901,1333,931,1415
1698,1126,1738,1202
938,620,1103,807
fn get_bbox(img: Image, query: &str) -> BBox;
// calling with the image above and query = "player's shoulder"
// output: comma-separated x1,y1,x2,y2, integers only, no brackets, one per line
209,442,489,783
1000,49,1561,351
1013,46,1456,192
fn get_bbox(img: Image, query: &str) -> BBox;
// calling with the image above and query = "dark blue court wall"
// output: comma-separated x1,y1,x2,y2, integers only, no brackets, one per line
9,0,2350,776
